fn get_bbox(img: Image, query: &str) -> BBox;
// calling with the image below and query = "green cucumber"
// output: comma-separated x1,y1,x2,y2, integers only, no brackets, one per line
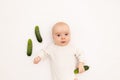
35,26,42,43
74,68,79,74
84,65,89,71
74,65,89,74
27,39,33,56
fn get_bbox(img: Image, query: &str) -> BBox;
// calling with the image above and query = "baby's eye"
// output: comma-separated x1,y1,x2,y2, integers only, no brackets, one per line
57,34,61,37
65,33,68,36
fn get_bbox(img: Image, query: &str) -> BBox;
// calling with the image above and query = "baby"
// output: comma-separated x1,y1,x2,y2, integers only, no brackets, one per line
33,22,85,80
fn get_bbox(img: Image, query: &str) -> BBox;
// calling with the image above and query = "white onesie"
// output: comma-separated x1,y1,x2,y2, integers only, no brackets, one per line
38,43,84,80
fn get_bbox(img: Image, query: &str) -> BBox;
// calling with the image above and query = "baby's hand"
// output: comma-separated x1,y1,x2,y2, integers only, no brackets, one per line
33,56,41,64
78,62,85,73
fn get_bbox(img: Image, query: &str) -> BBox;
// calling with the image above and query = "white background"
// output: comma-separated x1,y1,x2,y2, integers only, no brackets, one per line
0,0,120,80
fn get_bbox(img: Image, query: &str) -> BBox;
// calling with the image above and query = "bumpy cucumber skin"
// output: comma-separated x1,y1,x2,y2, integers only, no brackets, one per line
35,26,42,43
74,65,89,74
27,39,33,56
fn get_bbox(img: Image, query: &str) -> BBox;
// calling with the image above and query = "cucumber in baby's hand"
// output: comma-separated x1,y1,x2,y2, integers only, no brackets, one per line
84,65,89,70
74,65,89,74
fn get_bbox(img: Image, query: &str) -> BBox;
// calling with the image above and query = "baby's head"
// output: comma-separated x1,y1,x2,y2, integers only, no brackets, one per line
52,22,71,46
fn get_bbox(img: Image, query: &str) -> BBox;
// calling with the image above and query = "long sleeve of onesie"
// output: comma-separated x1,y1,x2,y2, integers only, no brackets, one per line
74,48,85,63
37,49,49,60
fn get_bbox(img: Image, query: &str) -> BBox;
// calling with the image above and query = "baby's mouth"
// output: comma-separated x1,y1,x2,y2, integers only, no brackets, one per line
61,41,66,43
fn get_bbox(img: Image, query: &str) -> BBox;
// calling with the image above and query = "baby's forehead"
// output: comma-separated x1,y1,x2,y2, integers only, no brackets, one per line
54,30,70,34
53,26,69,31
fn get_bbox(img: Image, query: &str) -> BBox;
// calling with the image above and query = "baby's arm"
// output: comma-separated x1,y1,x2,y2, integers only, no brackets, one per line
33,49,48,64
78,62,85,73
75,48,85,73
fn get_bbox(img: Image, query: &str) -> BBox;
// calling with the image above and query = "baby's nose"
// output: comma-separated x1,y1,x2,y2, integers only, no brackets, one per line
61,37,65,39
61,36,65,39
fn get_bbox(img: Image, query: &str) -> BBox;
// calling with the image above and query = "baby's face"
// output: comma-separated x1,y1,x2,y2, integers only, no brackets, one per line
52,24,71,46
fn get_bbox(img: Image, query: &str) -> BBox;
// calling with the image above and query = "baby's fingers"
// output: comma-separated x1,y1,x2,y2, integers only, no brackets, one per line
33,56,41,64
79,67,85,73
